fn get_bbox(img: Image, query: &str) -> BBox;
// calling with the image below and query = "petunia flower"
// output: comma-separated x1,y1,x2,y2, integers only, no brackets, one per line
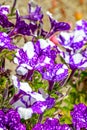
71,103,87,130
0,5,10,15
10,75,55,120
40,11,70,38
58,20,87,51
57,20,87,70
33,118,71,130
0,109,26,130
0,32,17,51
14,39,68,84
0,5,14,28
9,10,31,36
22,2,43,22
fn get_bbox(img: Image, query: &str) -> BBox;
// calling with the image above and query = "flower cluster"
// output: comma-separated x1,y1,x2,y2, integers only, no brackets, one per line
33,103,87,130
33,118,71,130
0,1,87,130
57,20,87,71
71,103,87,130
0,109,26,130
10,75,55,119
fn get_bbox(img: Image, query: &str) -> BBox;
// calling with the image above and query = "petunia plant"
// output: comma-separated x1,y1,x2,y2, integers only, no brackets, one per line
0,0,87,130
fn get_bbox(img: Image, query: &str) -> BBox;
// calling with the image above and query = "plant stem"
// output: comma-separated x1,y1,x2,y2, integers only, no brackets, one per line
38,113,43,123
11,0,17,15
48,81,54,93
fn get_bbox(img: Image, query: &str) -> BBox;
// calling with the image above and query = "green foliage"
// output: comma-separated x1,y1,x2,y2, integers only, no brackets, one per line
31,71,48,92
0,49,16,61
44,107,56,119
0,76,8,92
26,114,39,130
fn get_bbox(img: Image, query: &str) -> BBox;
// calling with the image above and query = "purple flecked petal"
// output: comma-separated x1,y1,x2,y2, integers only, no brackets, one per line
5,109,20,125
57,43,87,70
71,103,87,130
31,96,55,114
10,123,26,130
31,101,47,114
58,30,86,51
0,110,5,125
0,14,14,28
39,64,68,82
0,32,17,51
12,11,31,36
57,20,87,52
0,5,10,15
26,3,43,21
49,15,70,31
33,118,71,130
0,5,14,28
75,19,87,34
14,39,58,79
0,109,26,129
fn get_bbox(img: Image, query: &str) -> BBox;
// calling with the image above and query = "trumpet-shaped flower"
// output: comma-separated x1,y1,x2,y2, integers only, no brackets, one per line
23,3,43,22
14,39,68,82
0,32,17,51
57,20,87,70
0,5,14,28
0,5,10,15
71,103,87,130
33,118,71,130
0,109,26,130
41,12,70,38
10,75,55,120
58,20,87,51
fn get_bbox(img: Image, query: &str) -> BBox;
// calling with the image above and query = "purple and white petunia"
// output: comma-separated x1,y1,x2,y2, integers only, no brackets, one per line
0,109,26,130
10,75,55,120
57,48,87,70
57,20,87,51
33,118,71,130
0,5,14,28
0,32,17,51
22,2,43,22
14,39,68,82
71,103,87,130
57,20,87,70
0,5,10,15
41,11,70,38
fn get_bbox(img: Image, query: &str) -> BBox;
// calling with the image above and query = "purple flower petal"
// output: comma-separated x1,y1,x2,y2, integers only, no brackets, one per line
0,109,26,130
27,3,43,21
71,103,87,130
0,5,10,15
13,11,31,36
0,32,17,51
33,118,71,130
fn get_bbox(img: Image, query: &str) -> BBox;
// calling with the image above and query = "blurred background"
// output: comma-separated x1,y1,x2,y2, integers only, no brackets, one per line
1,0,87,25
